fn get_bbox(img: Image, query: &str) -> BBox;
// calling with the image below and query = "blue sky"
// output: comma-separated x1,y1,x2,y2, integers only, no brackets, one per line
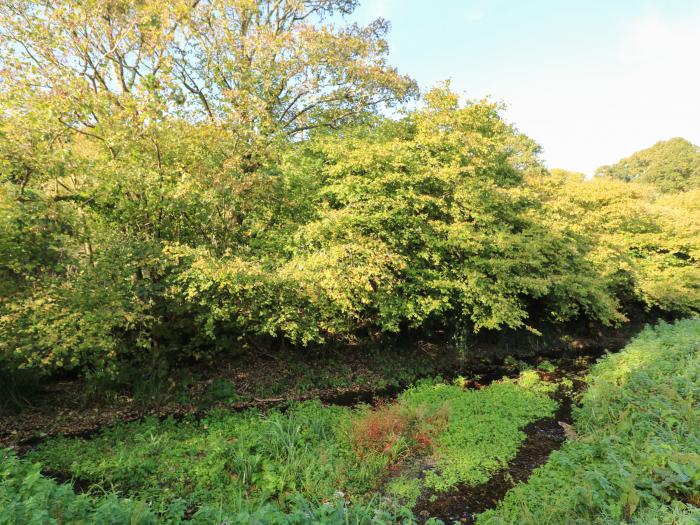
349,1,700,174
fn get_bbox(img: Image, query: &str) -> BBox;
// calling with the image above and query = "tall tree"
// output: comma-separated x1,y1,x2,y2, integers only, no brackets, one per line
595,138,700,193
0,0,416,144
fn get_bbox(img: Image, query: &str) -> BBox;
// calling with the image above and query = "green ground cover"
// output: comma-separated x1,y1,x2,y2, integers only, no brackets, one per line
6,319,699,524
477,319,700,524
0,448,417,525
397,375,557,493
16,372,557,523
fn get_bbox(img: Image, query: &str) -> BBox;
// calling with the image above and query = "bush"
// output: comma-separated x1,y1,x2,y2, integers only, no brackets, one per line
350,401,448,459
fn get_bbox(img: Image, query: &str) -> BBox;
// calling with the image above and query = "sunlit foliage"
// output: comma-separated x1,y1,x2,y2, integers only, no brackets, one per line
0,1,697,378
478,319,700,525
596,137,700,193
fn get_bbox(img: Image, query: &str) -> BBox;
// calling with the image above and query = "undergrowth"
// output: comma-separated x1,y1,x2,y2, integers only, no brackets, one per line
26,401,388,516
23,370,560,521
0,448,426,524
398,376,558,493
477,318,700,525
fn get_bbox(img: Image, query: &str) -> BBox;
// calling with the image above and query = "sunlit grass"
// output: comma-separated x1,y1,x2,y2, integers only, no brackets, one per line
478,319,700,525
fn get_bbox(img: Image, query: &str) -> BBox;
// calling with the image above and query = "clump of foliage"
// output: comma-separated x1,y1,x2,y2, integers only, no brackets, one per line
477,318,700,524
596,138,700,193
0,0,697,390
0,0,658,384
531,171,700,316
385,476,423,509
0,0,415,376
0,449,160,524
350,400,449,459
399,377,557,492
1,448,427,525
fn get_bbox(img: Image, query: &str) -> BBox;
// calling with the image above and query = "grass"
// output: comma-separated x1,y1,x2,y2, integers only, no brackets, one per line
6,320,699,524
0,448,427,524
477,318,700,525
25,371,559,522
26,401,388,516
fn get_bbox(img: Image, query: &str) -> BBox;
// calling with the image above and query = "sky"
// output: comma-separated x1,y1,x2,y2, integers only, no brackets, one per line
348,0,700,175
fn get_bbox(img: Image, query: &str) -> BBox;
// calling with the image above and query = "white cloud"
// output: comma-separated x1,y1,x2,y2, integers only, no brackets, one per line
463,7,485,23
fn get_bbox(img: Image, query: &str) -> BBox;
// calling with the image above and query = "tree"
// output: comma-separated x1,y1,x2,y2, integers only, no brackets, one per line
271,88,621,334
531,171,700,315
0,1,415,143
0,0,420,372
595,138,700,193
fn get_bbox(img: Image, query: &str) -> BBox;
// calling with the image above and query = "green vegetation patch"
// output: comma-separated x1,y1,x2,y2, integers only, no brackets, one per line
0,448,422,525
399,377,557,492
27,401,389,516
477,319,700,525
27,372,558,520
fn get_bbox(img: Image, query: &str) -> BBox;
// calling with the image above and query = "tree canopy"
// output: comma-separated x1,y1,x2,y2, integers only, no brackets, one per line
0,1,698,378
595,137,700,193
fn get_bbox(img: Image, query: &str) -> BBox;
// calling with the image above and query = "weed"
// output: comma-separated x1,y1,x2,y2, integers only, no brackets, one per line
537,359,556,373
200,379,240,406
387,475,423,508
350,402,448,462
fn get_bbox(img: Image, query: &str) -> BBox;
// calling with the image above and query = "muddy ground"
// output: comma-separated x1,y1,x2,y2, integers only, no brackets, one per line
413,398,575,524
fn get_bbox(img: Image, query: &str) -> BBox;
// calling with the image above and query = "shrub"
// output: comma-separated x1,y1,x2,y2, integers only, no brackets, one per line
350,402,448,459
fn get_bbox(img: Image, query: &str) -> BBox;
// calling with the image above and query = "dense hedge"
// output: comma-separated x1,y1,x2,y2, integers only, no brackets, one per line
0,1,698,378
3,90,698,379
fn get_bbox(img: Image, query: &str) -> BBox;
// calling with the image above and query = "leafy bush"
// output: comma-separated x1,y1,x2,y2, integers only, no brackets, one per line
0,449,159,525
531,172,700,317
0,84,632,377
0,0,697,383
477,319,700,524
287,87,622,335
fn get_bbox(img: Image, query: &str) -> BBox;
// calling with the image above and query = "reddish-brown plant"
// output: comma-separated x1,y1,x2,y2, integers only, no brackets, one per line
350,402,449,461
